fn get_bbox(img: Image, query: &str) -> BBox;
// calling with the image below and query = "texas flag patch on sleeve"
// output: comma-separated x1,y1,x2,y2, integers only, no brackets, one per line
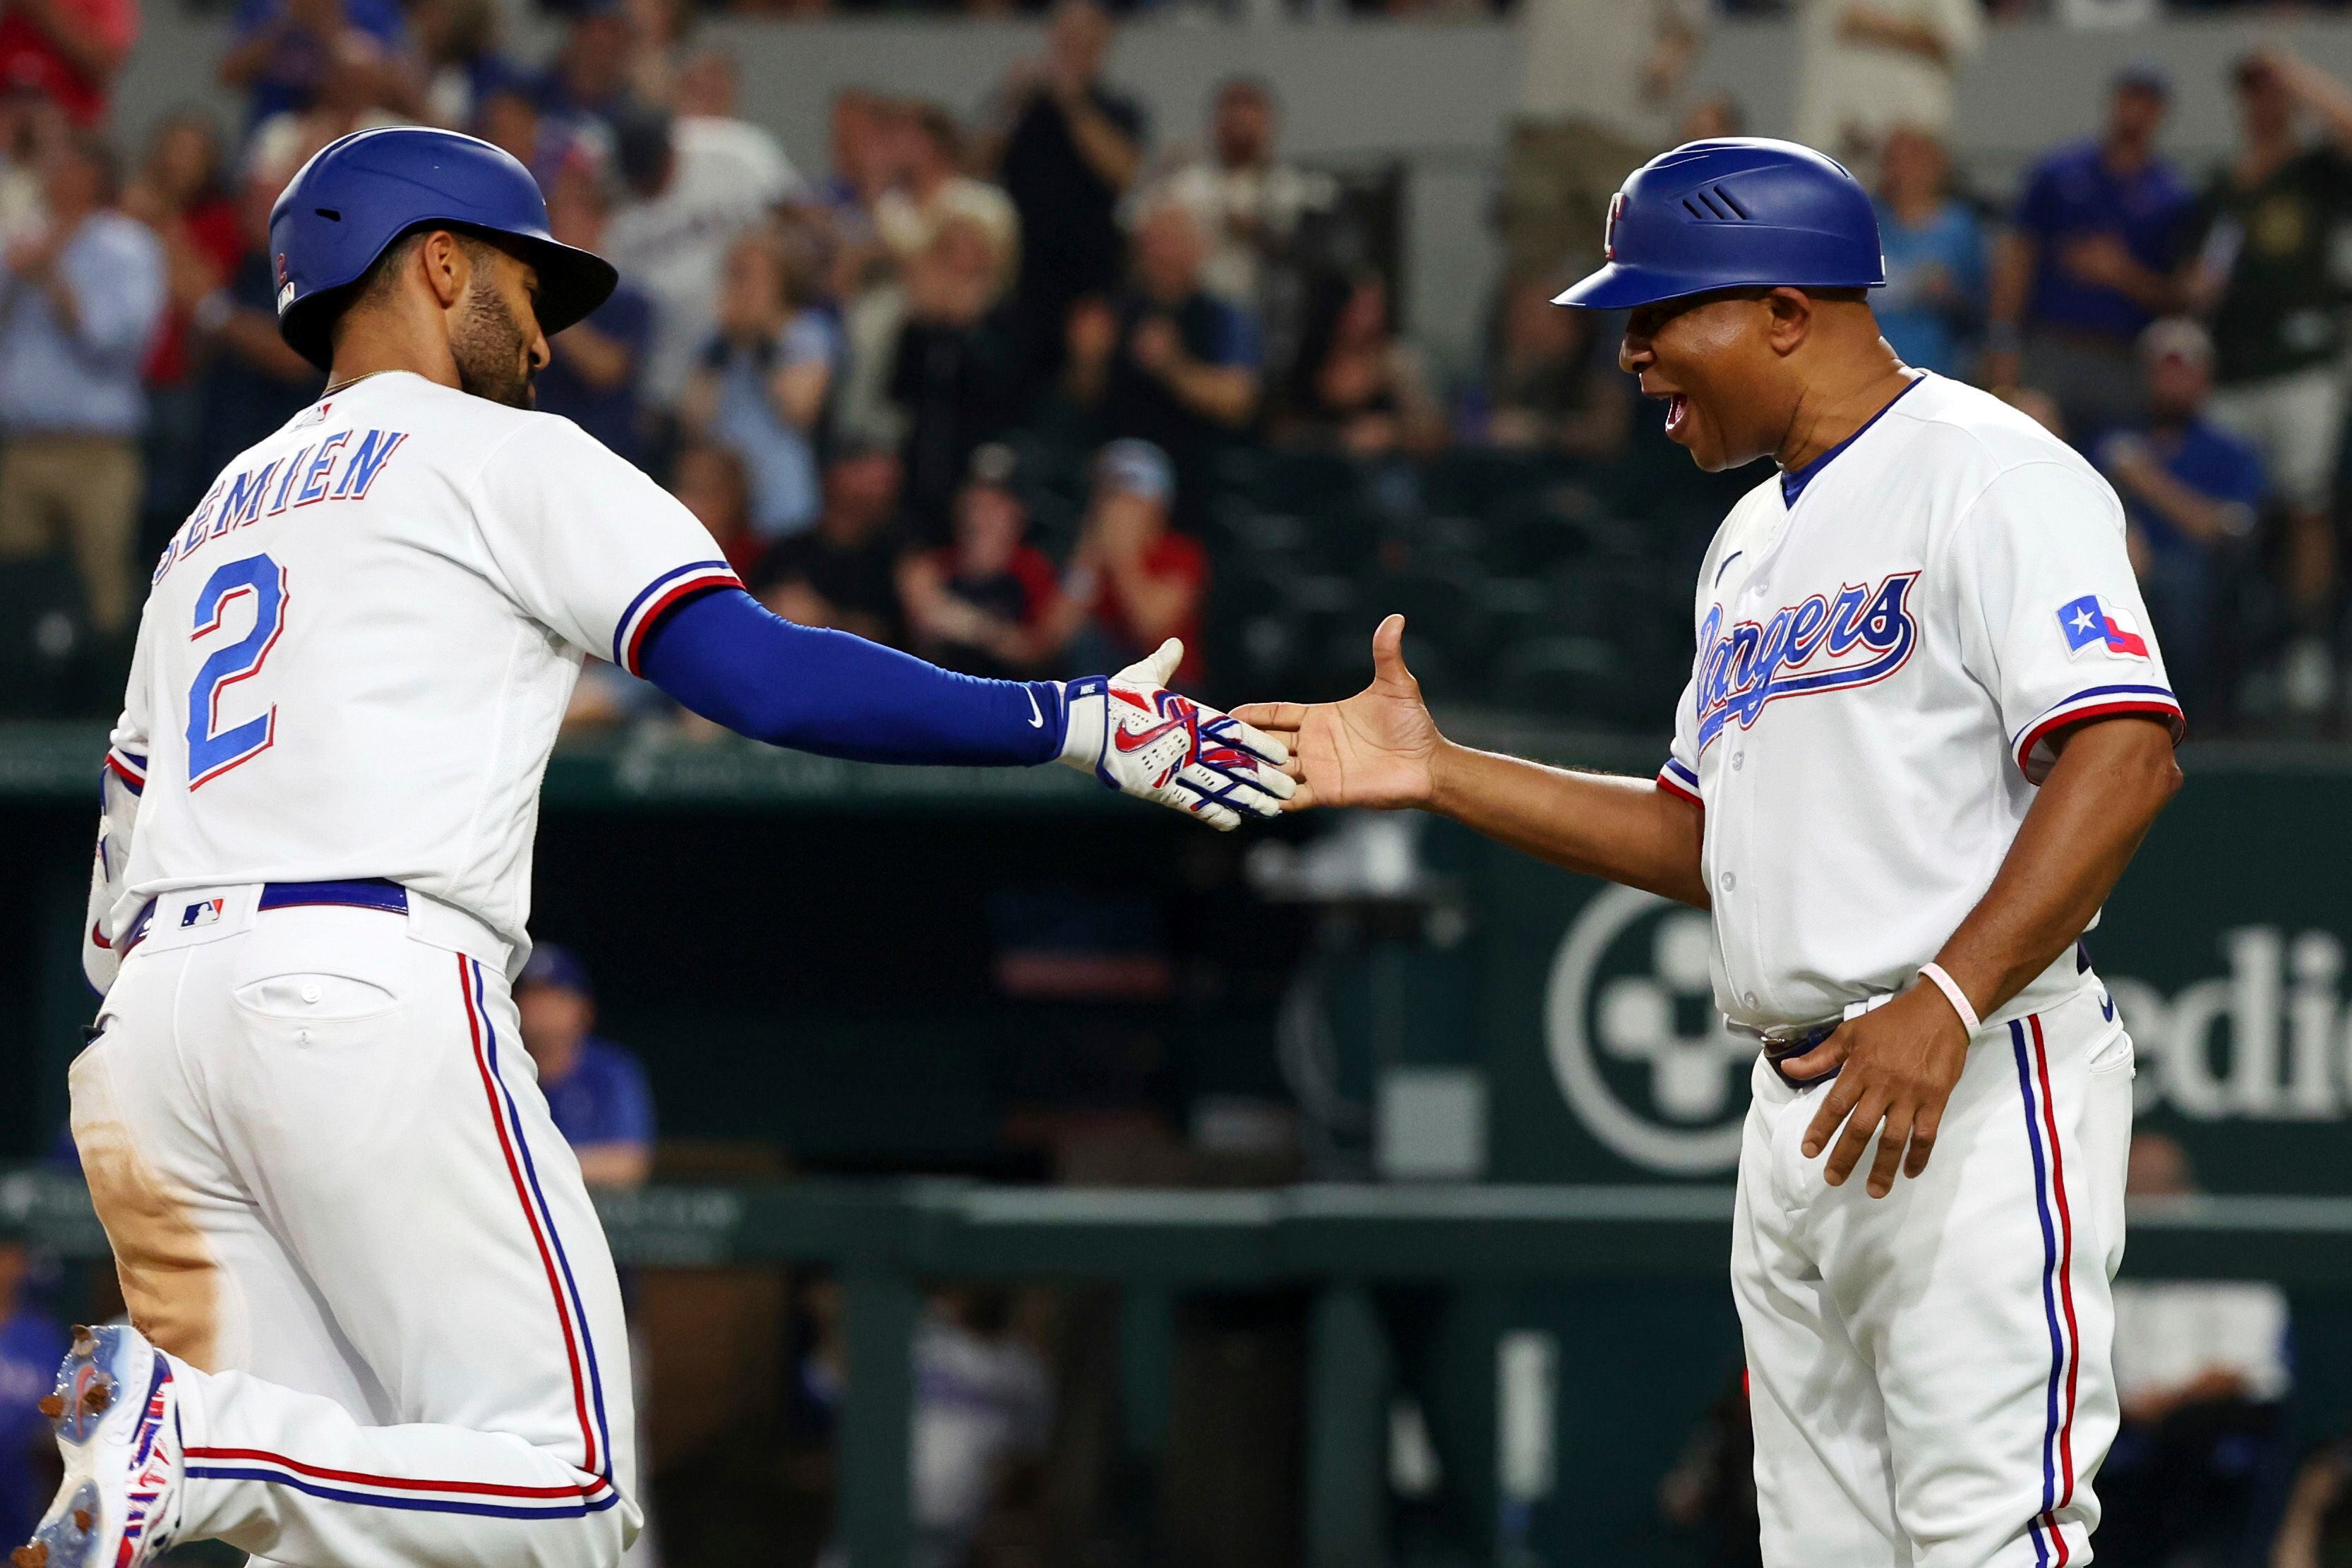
2057,593,2149,658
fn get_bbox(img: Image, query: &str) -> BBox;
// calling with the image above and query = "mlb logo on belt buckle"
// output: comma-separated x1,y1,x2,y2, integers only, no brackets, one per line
180,898,224,929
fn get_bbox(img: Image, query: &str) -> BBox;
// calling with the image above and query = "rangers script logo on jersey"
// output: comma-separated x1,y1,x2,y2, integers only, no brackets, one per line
1693,571,1919,751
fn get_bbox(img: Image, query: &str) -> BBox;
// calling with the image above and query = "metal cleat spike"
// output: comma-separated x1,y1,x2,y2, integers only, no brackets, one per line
35,1397,60,1421
79,1384,112,1416
68,1515,88,1536
11,1544,46,1568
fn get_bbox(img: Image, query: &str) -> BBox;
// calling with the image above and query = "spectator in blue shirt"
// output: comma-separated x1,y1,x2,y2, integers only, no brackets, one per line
1104,197,1260,531
2096,320,2266,728
1871,126,1986,379
217,0,414,130
682,227,842,543
515,944,656,1190
1988,65,2194,439
528,0,634,139
0,131,164,639
0,1219,66,1550
535,169,654,469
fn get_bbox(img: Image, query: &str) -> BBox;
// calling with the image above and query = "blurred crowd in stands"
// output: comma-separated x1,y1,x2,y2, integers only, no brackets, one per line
16,0,2352,738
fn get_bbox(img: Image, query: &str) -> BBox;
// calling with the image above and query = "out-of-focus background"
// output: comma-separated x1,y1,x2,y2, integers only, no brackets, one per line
8,0,2352,1563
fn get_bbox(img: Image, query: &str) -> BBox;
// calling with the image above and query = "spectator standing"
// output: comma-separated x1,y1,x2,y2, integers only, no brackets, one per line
535,168,654,469
472,81,591,229
0,83,56,254
671,45,737,123
1277,272,1444,459
1986,66,2193,438
515,944,656,1191
408,0,506,131
527,0,633,135
1474,272,1630,458
0,131,162,639
682,227,841,543
899,442,1067,680
1103,198,1259,528
0,0,133,130
1792,0,1982,170
1152,76,1336,379
1505,0,1706,283
1871,126,1986,378
2185,49,2352,719
2096,320,2264,726
889,213,1021,545
755,442,906,646
184,137,323,487
814,88,892,296
605,102,801,417
123,111,244,545
218,0,414,131
1062,439,1205,686
2097,1133,2290,1568
875,102,1018,289
980,0,1144,392
0,1219,66,1552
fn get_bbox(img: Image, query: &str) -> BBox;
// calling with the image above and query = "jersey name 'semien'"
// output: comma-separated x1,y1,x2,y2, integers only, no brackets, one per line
102,371,740,953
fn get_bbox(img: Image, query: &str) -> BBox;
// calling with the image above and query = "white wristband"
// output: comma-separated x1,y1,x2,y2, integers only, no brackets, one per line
1918,963,1980,1035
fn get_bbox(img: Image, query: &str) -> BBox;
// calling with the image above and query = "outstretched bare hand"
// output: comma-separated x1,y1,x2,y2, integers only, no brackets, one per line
1232,615,1445,811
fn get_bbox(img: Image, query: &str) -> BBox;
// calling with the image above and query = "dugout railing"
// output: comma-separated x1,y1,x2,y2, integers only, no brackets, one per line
5,1170,2349,1567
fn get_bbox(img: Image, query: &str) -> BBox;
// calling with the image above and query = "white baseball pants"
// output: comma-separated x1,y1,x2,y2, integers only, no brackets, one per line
71,891,640,1568
1733,977,2133,1567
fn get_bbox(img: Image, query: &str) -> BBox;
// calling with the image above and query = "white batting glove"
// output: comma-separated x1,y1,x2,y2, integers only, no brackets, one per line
1059,639,1294,830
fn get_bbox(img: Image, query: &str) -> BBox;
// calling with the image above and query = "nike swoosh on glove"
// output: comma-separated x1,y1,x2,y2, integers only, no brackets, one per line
1059,639,1294,830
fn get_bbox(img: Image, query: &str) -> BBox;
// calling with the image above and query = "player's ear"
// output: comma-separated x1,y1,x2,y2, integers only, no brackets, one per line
417,229,470,311
1764,287,1813,356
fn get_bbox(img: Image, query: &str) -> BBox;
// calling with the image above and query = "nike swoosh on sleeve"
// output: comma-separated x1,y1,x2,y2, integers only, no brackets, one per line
1027,689,1044,728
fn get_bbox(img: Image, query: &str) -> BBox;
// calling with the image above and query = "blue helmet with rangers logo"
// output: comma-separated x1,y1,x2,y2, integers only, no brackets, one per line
1552,138,1885,311
268,126,618,371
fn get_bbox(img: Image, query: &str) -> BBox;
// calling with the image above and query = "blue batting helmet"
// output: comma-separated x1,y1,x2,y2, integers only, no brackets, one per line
268,126,618,370
1552,138,1884,312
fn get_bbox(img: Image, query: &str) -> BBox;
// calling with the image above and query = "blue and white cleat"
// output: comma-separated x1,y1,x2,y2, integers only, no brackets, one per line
12,1326,183,1568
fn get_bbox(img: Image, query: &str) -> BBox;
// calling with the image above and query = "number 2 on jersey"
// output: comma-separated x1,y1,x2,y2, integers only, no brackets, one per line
186,554,289,788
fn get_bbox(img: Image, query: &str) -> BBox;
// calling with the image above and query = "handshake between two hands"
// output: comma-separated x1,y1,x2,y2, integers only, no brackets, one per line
1056,613,1441,830
1060,615,1972,1202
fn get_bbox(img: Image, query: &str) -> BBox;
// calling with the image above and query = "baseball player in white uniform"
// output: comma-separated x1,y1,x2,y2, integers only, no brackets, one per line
20,128,1288,1568
1240,140,2185,1565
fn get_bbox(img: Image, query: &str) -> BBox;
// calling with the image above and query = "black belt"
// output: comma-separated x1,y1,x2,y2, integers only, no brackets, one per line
120,878,407,958
1764,1025,1842,1090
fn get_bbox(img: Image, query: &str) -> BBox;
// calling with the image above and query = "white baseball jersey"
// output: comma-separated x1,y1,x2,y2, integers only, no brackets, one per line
97,369,741,960
1656,373,2182,1032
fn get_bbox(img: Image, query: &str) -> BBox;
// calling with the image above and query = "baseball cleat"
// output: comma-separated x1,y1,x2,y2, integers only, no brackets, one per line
14,1326,183,1568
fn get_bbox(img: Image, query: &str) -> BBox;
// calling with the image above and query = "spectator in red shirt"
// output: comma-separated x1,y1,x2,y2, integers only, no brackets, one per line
126,112,241,391
124,110,243,553
899,442,1067,680
1063,437,1206,686
0,0,135,128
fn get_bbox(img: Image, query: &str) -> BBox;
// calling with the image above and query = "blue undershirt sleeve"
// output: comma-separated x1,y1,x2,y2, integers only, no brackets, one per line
636,586,1068,767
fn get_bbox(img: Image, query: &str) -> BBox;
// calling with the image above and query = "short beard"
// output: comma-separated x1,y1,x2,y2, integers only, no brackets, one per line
451,278,535,409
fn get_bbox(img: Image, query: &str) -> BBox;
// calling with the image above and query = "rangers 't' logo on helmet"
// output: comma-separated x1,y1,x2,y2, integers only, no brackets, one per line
1604,191,1626,260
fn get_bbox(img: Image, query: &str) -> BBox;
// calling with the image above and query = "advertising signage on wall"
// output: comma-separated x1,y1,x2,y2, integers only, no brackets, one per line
1463,765,2352,1193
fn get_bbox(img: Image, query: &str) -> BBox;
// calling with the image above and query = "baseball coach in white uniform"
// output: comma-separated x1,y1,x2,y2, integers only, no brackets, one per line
1239,140,2185,1567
